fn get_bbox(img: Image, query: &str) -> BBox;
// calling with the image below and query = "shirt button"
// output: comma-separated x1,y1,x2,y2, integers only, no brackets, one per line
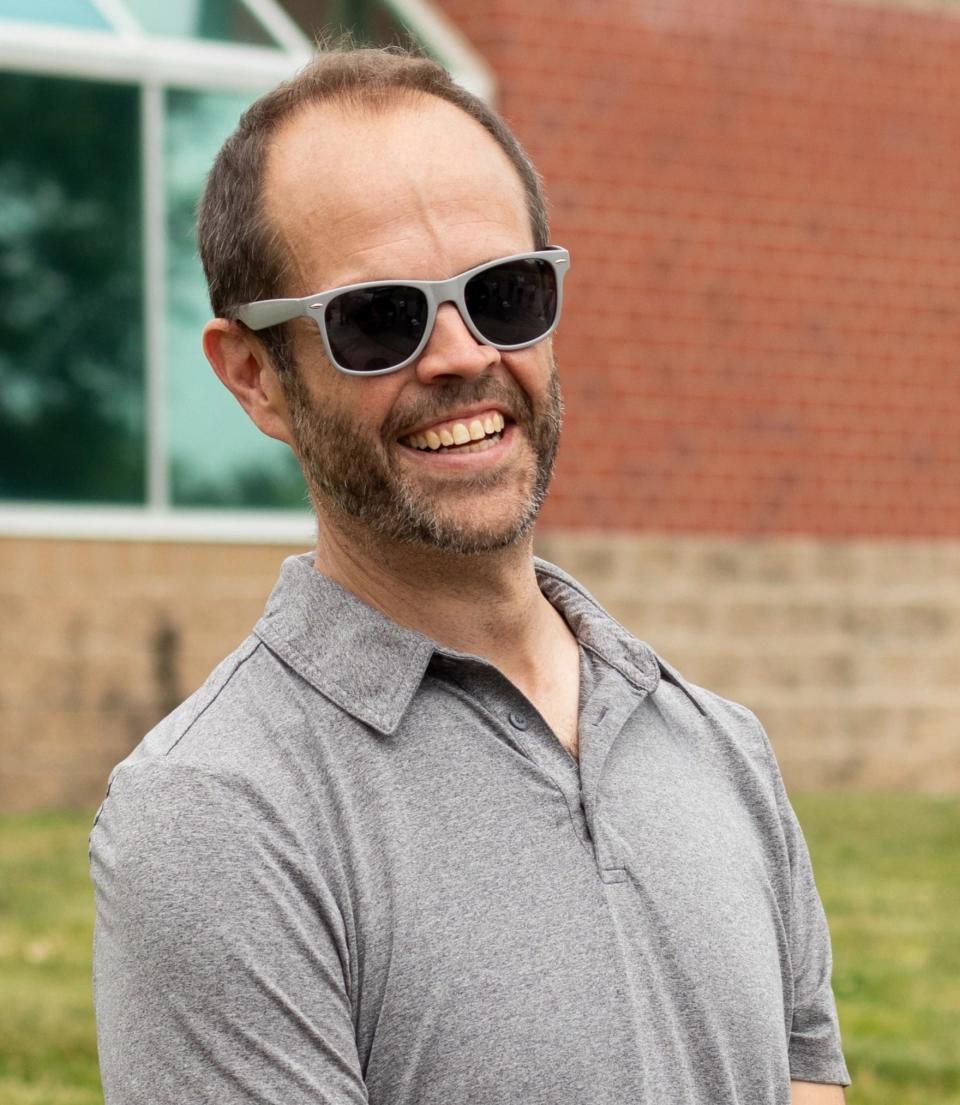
508,711,529,731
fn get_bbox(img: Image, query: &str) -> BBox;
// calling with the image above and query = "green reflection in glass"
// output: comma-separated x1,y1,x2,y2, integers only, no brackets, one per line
0,0,109,29
124,0,277,47
0,73,144,503
164,88,308,510
282,0,412,47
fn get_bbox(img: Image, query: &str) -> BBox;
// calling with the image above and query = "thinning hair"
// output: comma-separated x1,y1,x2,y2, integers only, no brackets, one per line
197,44,550,373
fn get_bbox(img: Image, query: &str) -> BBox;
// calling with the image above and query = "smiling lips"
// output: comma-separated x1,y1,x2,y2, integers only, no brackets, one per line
401,410,507,452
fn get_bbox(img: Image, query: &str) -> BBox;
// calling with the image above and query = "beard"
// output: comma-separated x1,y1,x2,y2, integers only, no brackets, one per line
281,361,563,556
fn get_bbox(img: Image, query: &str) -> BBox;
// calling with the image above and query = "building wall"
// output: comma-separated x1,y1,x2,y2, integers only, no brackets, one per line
437,0,960,538
4,1,959,810
536,532,960,794
0,538,290,813
2,533,957,813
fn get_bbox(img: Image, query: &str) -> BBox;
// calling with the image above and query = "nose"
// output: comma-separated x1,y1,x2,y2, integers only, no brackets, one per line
414,302,501,384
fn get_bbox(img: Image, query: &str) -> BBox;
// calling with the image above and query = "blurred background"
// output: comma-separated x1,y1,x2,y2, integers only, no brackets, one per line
0,1,958,1103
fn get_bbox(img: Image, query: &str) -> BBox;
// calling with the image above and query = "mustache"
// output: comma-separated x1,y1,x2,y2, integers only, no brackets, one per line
384,376,534,440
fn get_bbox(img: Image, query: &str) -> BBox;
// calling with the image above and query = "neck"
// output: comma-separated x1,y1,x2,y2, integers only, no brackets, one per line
312,514,567,677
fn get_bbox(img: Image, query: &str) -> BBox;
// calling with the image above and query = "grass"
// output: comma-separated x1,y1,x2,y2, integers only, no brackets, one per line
794,795,960,1105
0,811,102,1105
0,798,957,1104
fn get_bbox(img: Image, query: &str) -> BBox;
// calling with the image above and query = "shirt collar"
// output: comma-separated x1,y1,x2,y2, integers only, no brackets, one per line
533,558,661,696
254,552,660,736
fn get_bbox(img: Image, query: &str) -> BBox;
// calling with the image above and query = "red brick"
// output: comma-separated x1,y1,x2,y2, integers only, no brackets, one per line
439,0,960,537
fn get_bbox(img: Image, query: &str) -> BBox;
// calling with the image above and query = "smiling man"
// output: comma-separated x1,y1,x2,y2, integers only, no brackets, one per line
90,46,850,1105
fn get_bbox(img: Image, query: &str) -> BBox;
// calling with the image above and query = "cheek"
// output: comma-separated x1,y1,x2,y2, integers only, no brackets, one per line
505,344,555,402
339,378,406,442
289,319,329,367
291,333,401,432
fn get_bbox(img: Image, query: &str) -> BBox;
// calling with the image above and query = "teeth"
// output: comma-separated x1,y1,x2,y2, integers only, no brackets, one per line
447,435,499,455
403,411,507,451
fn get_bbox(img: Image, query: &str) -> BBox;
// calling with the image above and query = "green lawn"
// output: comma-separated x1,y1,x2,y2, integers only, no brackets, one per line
1,797,957,1104
0,812,102,1105
794,795,960,1105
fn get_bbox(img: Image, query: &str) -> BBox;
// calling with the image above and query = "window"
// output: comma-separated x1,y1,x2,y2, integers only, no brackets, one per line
0,72,144,503
0,0,110,30
164,88,307,508
0,0,492,539
123,0,279,46
281,0,409,44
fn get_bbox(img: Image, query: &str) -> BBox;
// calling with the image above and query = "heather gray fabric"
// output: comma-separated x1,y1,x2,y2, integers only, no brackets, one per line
91,553,850,1105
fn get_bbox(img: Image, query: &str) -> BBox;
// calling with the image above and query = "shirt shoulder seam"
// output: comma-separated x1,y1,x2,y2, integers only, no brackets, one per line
167,635,263,755
92,637,263,830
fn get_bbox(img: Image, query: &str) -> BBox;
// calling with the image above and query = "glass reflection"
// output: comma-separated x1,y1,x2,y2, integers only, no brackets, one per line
164,88,308,509
123,0,278,47
0,0,109,29
281,0,409,47
0,73,144,503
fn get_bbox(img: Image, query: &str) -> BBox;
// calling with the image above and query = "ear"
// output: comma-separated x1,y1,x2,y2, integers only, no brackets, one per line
202,319,295,447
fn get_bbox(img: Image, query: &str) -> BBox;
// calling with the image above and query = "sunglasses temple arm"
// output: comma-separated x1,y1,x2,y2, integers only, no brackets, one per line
234,298,308,331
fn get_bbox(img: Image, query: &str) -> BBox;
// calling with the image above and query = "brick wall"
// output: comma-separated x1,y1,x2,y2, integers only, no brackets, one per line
437,0,960,537
5,2,960,810
2,533,957,812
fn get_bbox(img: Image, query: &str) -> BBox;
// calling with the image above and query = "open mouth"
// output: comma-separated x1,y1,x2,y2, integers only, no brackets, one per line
399,411,508,455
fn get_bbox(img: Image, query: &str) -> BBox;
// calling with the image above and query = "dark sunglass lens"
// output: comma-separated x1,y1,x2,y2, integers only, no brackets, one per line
325,286,428,372
464,259,557,347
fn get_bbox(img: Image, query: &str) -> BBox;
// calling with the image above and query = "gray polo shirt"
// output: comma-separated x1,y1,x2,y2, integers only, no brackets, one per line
91,553,850,1105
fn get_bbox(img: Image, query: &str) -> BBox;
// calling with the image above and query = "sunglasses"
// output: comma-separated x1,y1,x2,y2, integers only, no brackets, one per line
234,247,570,376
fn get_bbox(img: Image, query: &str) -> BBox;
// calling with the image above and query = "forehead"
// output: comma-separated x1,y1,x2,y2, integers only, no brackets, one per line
263,94,532,286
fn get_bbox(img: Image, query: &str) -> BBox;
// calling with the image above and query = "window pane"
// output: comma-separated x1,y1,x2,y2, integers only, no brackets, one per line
0,73,144,503
164,88,308,509
281,0,410,46
0,0,109,29
124,0,278,47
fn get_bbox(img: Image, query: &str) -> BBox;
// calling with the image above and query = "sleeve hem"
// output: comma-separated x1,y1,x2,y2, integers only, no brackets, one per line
789,1045,851,1088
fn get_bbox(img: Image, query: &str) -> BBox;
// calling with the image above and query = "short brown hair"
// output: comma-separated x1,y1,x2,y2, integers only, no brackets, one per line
197,44,550,371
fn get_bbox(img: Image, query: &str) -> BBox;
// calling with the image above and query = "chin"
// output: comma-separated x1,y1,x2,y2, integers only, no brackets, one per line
410,497,542,556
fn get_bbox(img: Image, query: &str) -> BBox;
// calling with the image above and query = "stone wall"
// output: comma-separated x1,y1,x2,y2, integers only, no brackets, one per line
1,532,957,812
0,538,300,813
537,533,960,793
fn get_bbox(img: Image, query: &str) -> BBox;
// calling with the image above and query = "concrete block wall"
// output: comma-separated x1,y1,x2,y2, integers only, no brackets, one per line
2,533,957,812
0,538,300,813
536,532,960,793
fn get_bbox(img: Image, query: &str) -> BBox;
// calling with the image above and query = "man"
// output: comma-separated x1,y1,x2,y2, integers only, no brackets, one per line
90,46,850,1105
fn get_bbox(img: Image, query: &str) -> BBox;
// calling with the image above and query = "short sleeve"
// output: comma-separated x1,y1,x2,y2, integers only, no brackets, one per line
90,763,369,1105
757,728,852,1088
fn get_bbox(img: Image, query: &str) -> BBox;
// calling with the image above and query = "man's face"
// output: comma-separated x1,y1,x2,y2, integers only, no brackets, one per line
263,96,563,555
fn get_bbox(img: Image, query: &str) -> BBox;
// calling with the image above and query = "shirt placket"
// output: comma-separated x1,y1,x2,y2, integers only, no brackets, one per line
437,650,650,881
576,651,652,883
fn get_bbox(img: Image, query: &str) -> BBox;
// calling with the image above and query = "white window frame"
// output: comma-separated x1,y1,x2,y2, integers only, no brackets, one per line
0,0,493,545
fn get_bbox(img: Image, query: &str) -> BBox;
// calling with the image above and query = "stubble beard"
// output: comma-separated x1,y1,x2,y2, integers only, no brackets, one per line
282,362,563,556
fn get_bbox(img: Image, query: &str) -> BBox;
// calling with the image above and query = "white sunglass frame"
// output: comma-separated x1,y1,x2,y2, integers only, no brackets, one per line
233,247,570,376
